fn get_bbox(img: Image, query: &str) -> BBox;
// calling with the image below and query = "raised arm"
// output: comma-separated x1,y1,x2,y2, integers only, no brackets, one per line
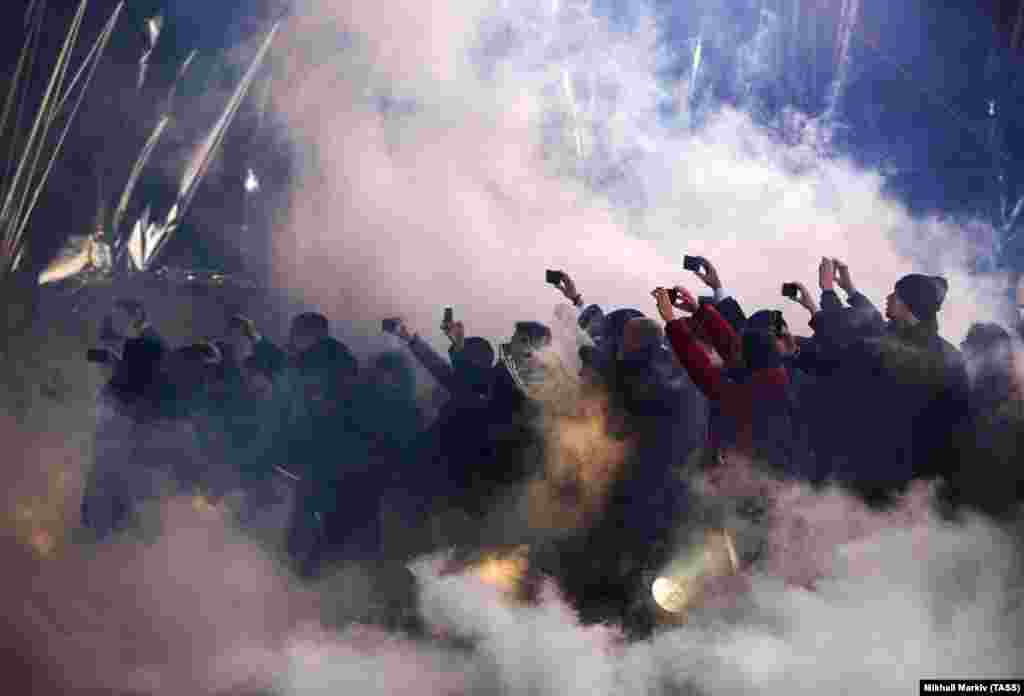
689,256,747,331
689,300,742,366
385,318,460,394
653,286,730,403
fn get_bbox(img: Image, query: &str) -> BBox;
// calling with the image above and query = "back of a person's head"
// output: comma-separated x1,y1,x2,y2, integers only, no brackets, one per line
462,336,495,369
298,336,358,379
621,317,664,356
742,329,783,371
578,304,605,337
515,321,553,347
962,323,1014,380
291,312,330,338
745,309,786,335
963,322,1011,354
894,274,948,323
604,308,644,339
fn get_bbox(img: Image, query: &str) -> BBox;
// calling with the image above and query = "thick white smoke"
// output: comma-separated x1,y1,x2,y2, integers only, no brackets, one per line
271,495,1023,695
270,0,1009,354
5,413,1021,694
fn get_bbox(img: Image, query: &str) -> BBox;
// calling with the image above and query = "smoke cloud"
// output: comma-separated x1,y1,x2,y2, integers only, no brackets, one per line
270,0,1009,355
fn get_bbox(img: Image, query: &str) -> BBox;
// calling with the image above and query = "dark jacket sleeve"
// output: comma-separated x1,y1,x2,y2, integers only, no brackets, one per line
820,289,844,313
665,317,730,404
847,291,884,321
666,316,762,455
407,335,459,394
714,296,748,334
693,303,742,366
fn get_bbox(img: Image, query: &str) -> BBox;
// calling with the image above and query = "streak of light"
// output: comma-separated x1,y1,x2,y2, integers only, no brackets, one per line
12,2,124,269
146,21,281,269
686,32,703,114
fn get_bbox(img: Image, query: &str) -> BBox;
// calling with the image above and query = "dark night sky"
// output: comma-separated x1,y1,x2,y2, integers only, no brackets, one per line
6,0,1024,276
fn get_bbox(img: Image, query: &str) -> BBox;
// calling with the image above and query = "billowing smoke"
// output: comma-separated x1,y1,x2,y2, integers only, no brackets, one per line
270,0,1009,354
5,410,1022,693
278,482,1024,695
4,0,1023,693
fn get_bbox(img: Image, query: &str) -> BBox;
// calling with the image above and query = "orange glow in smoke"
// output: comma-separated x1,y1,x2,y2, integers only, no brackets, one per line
527,393,628,533
446,546,531,598
474,553,529,595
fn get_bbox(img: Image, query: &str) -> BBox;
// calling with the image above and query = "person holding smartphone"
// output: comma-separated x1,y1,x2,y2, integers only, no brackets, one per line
653,285,813,481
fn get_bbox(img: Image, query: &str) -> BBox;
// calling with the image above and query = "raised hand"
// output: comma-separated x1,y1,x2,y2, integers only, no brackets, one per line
818,257,835,292
443,320,465,351
786,281,818,315
833,259,855,294
691,257,722,291
652,288,675,322
555,271,582,305
671,286,699,313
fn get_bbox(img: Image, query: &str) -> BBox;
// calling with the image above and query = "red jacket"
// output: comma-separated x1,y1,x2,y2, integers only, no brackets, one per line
666,305,789,456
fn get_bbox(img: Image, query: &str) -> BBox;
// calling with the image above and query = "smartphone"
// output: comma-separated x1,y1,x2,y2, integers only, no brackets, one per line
546,270,564,285
683,255,704,273
382,318,400,334
443,307,454,325
781,282,799,300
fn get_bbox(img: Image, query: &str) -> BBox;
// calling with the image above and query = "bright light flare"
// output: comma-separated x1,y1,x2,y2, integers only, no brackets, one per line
652,529,739,616
445,546,530,599
475,555,528,595
245,168,260,193
651,575,693,614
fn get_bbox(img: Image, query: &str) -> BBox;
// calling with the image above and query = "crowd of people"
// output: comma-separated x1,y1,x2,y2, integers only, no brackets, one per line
78,255,1024,635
